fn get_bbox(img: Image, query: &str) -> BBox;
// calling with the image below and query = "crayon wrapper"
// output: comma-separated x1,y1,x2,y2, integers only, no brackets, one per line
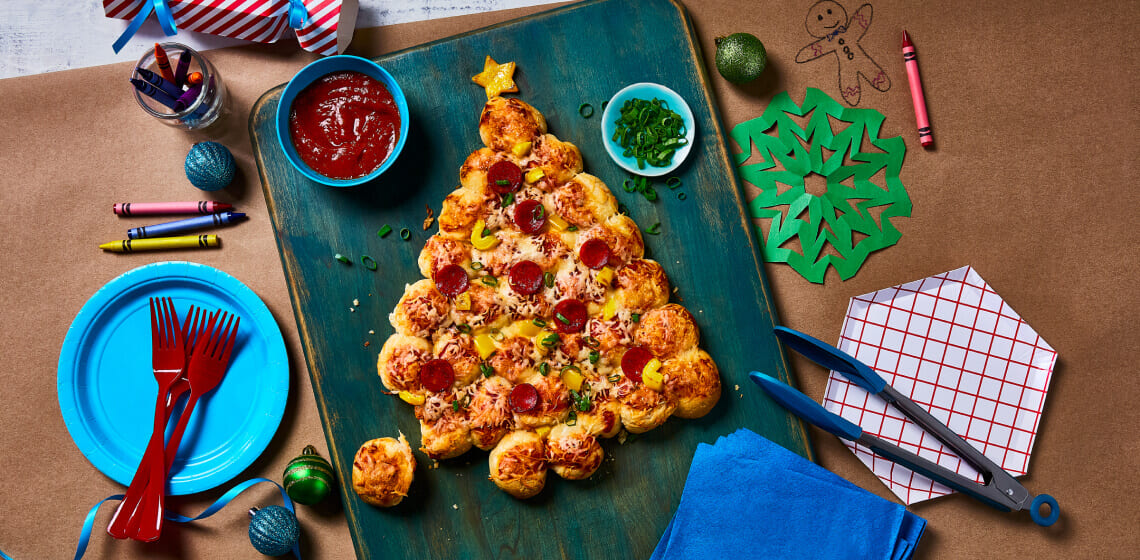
102,0,359,56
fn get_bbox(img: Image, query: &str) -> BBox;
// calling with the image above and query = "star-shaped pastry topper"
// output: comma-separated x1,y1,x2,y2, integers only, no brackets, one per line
471,55,518,99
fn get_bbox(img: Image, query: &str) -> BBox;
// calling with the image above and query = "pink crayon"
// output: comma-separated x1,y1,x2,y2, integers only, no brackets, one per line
114,201,234,216
902,31,933,148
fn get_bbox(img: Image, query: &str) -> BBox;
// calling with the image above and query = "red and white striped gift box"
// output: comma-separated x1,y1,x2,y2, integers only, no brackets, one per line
103,0,358,56
822,266,1058,505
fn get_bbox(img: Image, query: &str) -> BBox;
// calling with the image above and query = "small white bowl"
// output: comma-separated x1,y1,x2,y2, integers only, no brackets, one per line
601,82,696,177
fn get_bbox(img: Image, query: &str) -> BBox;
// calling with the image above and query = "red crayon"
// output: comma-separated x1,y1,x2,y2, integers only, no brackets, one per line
153,43,175,83
901,31,933,148
113,201,234,216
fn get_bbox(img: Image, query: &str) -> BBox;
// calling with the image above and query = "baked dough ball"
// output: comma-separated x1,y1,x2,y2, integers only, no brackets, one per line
551,173,618,228
489,430,548,499
439,185,491,239
432,330,483,388
620,383,676,434
553,262,608,304
488,336,537,384
634,303,699,358
575,214,645,269
585,315,635,356
576,397,623,439
616,259,670,313
513,374,570,429
459,147,505,191
419,234,471,278
390,279,450,338
449,283,504,329
416,394,473,460
352,435,415,507
480,230,567,276
545,424,604,480
529,134,583,188
663,349,721,419
468,376,515,450
479,97,547,152
377,334,432,393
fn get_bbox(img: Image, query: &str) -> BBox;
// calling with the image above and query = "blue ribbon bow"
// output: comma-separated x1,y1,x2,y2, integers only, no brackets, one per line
112,0,178,54
288,0,310,29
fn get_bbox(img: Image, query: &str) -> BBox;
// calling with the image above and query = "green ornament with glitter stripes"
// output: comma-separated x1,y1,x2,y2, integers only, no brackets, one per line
282,445,335,505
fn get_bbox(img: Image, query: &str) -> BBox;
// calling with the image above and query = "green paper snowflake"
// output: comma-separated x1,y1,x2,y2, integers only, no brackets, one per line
730,88,910,283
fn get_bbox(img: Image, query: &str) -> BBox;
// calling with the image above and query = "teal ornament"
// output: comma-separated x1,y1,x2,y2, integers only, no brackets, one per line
248,505,300,556
283,445,335,505
185,141,236,191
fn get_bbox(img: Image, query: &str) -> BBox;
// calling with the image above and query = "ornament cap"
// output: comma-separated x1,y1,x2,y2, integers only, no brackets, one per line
302,444,319,456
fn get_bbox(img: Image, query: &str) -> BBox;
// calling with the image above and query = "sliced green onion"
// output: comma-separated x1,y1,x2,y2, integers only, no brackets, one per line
589,351,600,364
481,275,499,287
631,313,641,323
566,225,578,232
334,253,350,264
566,410,578,426
490,328,505,341
361,255,378,270
607,373,622,383
601,100,608,110
678,192,687,201
496,179,510,186
452,400,460,412
482,227,492,237
502,193,514,207
538,362,549,376
543,271,555,288
584,336,600,348
645,222,662,235
666,177,682,189
561,365,581,375
471,261,484,270
377,225,392,238
541,333,560,348
555,312,570,325
622,178,636,193
480,362,494,378
536,205,546,219
462,394,472,408
457,324,472,334
578,103,594,118
400,228,411,240
532,318,547,327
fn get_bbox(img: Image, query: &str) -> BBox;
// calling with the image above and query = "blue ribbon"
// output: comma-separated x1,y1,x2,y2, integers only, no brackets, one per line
0,478,300,560
112,0,179,53
288,0,310,29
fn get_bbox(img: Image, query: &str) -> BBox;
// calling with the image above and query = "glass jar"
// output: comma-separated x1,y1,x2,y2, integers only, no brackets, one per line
131,42,226,130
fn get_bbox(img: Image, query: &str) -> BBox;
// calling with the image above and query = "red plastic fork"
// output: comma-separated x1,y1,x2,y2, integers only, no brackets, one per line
106,297,186,540
128,310,240,542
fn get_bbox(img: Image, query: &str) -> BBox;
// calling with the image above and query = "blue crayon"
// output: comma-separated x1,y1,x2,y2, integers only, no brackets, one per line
130,78,178,110
128,211,246,240
136,68,184,99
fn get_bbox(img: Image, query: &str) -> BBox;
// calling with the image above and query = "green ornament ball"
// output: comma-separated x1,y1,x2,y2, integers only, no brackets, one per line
714,32,768,84
283,445,335,505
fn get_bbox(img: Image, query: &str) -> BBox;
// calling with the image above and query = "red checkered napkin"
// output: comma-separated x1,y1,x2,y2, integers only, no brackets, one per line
822,266,1058,505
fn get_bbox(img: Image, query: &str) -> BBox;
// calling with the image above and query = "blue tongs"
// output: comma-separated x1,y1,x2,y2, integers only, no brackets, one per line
751,326,1059,526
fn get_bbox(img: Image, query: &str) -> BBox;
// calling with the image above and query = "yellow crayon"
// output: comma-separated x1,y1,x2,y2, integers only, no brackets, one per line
99,235,220,253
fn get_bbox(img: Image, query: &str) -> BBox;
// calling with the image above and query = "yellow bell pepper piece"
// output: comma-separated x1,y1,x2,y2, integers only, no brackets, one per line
455,291,472,311
547,214,569,231
535,426,552,438
511,141,532,158
534,330,556,354
524,168,545,184
596,266,614,287
399,391,425,405
474,333,497,359
516,320,542,338
561,368,585,392
642,358,664,392
470,219,499,250
602,297,618,320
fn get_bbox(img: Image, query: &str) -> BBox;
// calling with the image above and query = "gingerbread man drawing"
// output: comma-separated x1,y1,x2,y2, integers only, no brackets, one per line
795,1,890,106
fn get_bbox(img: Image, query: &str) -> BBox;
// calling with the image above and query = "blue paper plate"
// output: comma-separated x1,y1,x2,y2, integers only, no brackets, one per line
57,262,289,496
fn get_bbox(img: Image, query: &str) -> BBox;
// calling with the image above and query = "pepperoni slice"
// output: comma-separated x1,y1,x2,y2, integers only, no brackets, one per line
552,299,588,333
433,264,469,298
579,238,611,270
509,383,540,413
513,199,547,234
509,260,544,295
620,347,654,383
487,160,523,194
421,359,455,392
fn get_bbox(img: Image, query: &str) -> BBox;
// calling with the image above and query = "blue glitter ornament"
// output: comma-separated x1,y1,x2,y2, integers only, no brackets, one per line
248,505,300,556
185,141,235,191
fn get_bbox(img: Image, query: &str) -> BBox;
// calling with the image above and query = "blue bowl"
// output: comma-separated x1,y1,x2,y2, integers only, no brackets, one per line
276,56,410,187
601,82,696,177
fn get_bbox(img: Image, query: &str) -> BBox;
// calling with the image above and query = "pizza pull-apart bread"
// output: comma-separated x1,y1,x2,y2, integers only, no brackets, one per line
489,430,548,499
379,94,720,499
352,435,415,507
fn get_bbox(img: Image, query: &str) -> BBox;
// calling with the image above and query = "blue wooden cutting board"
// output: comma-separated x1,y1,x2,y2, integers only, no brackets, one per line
249,0,811,557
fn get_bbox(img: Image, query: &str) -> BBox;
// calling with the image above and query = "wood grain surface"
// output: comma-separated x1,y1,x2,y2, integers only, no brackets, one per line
249,0,809,558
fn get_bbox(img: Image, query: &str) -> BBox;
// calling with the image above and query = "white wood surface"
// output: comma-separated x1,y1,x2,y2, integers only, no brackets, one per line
0,1,560,79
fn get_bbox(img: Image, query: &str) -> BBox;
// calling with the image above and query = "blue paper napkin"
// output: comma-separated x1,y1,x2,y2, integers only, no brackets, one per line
650,429,926,560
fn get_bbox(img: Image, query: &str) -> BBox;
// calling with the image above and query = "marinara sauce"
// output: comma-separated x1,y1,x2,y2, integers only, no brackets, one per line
288,71,400,180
